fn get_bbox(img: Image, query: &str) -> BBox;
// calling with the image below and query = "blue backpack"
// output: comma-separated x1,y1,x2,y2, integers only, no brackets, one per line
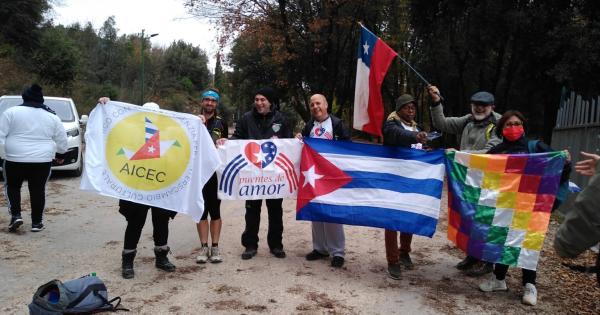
28,275,127,314
527,140,570,208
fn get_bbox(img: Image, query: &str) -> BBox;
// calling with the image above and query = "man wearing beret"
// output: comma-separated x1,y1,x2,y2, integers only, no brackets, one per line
382,94,428,279
195,89,228,264
427,85,501,277
217,87,292,260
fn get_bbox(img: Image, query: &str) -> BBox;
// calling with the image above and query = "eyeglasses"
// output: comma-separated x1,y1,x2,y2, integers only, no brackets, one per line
504,121,523,127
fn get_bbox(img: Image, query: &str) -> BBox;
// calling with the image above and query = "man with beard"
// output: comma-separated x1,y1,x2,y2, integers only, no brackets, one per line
427,85,501,277
195,89,228,264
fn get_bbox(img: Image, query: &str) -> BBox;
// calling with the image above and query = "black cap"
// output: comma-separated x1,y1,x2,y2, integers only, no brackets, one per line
255,87,278,107
22,84,44,104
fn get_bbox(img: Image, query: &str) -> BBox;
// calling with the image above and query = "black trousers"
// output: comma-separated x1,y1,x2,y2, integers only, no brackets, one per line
4,160,51,224
494,263,537,285
119,200,176,250
241,198,283,250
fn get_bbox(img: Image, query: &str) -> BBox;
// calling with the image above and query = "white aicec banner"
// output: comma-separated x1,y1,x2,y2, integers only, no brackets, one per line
80,101,219,222
217,139,302,200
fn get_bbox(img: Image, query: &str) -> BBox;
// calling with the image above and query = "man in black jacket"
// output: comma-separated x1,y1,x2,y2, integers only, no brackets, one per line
217,87,292,259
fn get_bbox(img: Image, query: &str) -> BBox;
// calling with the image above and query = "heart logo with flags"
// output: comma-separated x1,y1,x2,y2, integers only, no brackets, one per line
244,141,278,169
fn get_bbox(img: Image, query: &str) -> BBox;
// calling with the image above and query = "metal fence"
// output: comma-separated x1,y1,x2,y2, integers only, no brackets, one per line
551,88,600,188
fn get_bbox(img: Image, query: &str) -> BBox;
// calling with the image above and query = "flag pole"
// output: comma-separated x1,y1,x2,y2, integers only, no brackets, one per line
396,55,444,101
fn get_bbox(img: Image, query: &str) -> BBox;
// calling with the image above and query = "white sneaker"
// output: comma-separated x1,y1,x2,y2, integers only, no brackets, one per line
196,246,209,264
479,274,508,292
209,246,223,263
522,283,537,306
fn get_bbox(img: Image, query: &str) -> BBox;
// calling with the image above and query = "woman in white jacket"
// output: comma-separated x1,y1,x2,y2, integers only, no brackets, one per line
0,84,67,232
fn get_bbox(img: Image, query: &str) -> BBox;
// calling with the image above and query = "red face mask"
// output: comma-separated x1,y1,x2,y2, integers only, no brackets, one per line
502,125,524,142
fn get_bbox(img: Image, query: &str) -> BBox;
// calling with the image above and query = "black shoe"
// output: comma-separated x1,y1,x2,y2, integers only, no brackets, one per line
399,253,414,270
466,262,493,277
241,247,257,260
331,256,344,268
270,248,286,258
122,250,136,279
154,247,176,272
387,263,402,280
305,250,329,261
456,255,478,270
31,222,45,232
8,216,23,232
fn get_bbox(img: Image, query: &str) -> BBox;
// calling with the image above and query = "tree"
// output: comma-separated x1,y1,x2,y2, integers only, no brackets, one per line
0,0,50,51
32,26,80,92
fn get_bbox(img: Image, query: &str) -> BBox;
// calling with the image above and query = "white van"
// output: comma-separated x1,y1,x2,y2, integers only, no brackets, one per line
0,95,88,177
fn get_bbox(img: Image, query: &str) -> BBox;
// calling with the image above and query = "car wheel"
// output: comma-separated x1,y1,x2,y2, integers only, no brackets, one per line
70,158,83,177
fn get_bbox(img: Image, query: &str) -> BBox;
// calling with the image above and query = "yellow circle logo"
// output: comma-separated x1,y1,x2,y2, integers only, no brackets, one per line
105,112,191,191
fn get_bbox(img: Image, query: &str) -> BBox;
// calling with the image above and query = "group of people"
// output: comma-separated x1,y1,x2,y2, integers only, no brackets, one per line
2,83,598,308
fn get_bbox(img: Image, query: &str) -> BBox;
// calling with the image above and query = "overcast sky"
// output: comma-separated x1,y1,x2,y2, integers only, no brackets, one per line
51,0,219,68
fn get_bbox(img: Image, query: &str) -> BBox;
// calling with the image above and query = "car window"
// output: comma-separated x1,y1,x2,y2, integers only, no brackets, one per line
0,98,74,122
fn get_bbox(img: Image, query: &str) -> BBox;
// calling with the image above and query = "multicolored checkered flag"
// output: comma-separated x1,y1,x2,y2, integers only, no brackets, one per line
445,150,566,270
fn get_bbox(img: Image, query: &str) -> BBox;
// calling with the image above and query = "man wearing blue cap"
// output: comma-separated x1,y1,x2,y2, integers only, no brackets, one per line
427,85,501,277
195,88,228,264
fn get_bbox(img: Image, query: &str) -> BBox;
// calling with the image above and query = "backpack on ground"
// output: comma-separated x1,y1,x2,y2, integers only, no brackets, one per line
28,275,127,314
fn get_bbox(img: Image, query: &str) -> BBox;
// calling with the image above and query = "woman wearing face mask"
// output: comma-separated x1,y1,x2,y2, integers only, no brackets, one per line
479,110,571,306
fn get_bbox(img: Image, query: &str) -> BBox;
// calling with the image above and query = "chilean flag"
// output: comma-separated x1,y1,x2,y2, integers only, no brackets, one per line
296,138,445,237
353,25,397,138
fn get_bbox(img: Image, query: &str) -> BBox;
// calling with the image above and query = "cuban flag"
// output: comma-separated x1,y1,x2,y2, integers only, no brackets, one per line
353,25,397,137
296,138,445,237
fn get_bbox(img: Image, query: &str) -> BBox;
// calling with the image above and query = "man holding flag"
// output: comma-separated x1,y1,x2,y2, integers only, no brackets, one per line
353,24,397,138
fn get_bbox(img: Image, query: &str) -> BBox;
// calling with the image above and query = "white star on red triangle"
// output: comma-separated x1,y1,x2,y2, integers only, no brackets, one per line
148,146,156,153
302,165,323,188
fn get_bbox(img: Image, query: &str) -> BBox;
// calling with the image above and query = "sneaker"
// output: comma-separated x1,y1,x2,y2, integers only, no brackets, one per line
387,263,402,280
306,250,329,261
479,274,508,292
399,253,414,270
456,255,478,270
209,246,223,263
270,248,286,258
522,283,537,306
331,256,344,268
196,246,209,264
8,216,23,232
241,247,257,260
31,223,45,232
466,262,493,277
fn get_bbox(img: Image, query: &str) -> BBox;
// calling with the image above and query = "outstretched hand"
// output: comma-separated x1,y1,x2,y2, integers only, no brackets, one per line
575,151,600,176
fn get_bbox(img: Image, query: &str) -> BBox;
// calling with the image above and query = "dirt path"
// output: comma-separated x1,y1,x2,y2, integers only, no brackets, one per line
0,176,598,314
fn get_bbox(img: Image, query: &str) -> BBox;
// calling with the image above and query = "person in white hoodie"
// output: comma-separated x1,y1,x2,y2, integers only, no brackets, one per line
0,84,68,232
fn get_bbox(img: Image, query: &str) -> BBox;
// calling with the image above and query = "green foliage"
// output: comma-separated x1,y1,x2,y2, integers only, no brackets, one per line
32,26,80,91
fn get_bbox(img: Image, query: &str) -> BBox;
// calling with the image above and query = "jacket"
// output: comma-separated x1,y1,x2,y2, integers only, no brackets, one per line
430,103,501,152
554,162,600,258
231,107,291,140
205,113,228,143
0,103,68,162
382,111,422,147
301,115,350,140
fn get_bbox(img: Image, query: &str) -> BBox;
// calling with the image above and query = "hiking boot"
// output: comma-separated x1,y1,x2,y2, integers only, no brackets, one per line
154,247,176,272
241,247,257,260
331,256,344,268
209,246,223,263
387,263,402,280
479,274,508,292
196,246,209,264
522,283,537,306
399,253,414,270
456,255,478,270
466,262,493,277
8,216,23,232
121,250,136,279
270,248,286,258
31,222,45,232
306,250,329,261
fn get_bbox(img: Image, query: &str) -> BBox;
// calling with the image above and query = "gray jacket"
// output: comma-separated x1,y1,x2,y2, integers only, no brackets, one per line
430,104,501,153
554,162,600,258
